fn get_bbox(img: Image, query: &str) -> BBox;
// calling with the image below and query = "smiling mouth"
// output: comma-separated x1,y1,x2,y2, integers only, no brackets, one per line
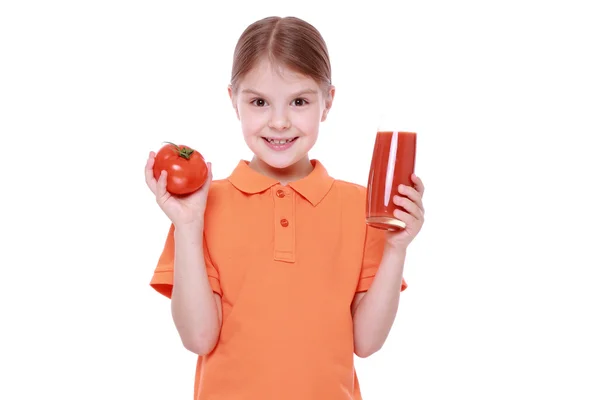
262,137,299,145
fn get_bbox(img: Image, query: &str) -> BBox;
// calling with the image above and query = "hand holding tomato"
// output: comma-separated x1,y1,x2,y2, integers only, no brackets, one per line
145,144,212,228
153,142,208,195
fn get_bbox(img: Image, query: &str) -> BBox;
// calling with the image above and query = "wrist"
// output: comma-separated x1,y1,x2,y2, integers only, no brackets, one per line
378,244,407,283
174,221,204,237
384,241,408,256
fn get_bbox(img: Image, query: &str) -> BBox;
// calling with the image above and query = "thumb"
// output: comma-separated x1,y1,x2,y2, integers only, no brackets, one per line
205,161,213,184
199,161,212,195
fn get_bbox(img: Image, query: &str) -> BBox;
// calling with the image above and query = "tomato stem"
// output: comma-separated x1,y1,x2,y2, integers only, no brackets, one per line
163,141,195,160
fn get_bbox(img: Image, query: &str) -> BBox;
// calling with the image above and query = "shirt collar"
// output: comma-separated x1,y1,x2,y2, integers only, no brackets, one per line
228,159,334,207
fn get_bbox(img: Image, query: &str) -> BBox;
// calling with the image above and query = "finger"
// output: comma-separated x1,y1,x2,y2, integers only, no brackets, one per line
145,152,157,194
398,184,424,213
392,209,416,227
393,195,424,220
411,174,425,195
156,170,169,204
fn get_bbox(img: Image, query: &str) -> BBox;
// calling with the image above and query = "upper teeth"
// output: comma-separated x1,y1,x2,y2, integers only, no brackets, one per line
267,138,293,144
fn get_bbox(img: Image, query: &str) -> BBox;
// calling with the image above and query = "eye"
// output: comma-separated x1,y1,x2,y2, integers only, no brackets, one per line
293,98,308,106
251,98,267,107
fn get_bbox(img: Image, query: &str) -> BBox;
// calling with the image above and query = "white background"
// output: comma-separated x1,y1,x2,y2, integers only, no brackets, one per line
1,0,599,399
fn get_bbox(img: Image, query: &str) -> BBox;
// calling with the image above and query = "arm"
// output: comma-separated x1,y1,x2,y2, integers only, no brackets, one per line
171,223,222,356
352,176,425,358
351,245,406,358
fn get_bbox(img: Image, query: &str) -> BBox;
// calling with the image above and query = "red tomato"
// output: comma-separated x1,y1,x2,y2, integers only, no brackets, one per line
153,142,208,195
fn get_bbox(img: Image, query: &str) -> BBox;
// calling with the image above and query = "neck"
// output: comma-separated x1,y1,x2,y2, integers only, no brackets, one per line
248,156,313,185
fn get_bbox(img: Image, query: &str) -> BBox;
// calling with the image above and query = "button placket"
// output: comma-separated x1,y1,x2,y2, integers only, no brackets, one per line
272,186,295,263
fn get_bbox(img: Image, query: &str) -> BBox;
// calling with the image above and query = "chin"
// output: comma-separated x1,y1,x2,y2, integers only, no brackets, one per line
258,153,303,170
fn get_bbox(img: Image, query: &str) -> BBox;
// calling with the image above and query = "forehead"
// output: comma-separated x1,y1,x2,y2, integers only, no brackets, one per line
238,58,319,92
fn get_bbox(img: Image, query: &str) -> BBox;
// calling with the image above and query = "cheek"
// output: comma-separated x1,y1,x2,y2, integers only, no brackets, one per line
295,109,321,132
239,108,266,135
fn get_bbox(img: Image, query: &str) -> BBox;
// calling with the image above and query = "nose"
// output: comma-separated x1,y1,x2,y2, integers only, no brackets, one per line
268,108,291,131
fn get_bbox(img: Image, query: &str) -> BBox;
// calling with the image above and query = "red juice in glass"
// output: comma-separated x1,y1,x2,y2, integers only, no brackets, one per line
366,130,417,230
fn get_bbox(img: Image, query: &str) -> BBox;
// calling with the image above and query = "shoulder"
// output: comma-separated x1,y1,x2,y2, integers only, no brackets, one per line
203,178,239,232
331,178,367,199
319,178,368,213
204,177,238,208
206,177,233,196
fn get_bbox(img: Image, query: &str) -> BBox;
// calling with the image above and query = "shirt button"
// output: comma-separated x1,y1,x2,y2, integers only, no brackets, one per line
276,189,285,198
280,218,289,227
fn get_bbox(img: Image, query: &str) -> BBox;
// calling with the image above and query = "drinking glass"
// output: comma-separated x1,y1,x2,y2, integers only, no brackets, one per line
366,114,417,231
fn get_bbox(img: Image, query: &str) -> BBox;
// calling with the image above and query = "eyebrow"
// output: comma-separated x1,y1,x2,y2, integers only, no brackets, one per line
241,88,319,97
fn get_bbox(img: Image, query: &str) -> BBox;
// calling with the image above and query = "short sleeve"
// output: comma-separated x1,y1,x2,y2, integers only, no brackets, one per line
149,224,222,298
356,225,408,293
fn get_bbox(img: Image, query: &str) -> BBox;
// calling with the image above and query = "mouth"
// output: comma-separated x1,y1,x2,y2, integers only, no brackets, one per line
261,136,299,151
262,137,299,145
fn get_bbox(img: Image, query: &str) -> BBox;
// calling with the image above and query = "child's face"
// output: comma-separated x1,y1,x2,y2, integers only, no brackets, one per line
229,58,334,170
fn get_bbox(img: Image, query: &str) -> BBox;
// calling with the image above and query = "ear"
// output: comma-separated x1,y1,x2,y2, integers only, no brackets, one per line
228,85,240,120
321,85,335,122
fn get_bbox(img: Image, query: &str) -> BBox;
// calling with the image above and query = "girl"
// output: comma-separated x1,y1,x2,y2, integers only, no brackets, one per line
145,15,425,400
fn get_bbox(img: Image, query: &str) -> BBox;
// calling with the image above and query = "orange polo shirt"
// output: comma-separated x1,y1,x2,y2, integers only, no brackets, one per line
150,159,407,400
